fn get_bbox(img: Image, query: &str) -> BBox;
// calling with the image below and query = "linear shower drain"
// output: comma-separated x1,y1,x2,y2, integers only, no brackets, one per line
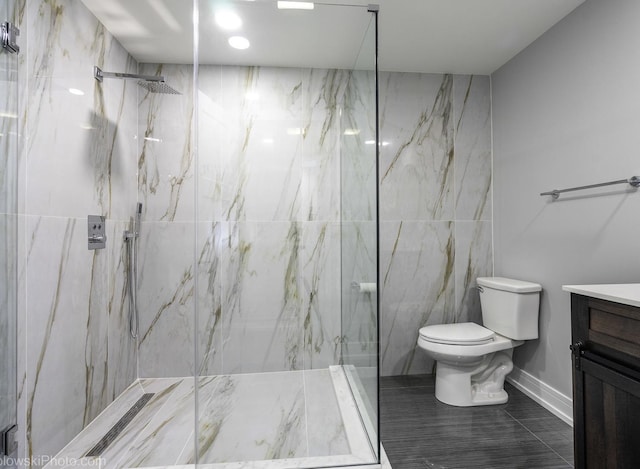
85,393,155,457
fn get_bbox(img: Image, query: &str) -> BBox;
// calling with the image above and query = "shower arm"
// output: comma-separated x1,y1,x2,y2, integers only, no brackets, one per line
94,66,164,83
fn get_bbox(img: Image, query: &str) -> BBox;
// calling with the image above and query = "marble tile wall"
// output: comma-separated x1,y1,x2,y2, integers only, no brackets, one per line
15,0,139,462
379,73,493,376
136,63,197,378
137,66,492,381
138,65,351,377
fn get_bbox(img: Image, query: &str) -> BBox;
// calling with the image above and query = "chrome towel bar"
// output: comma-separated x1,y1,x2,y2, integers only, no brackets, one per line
540,175,640,200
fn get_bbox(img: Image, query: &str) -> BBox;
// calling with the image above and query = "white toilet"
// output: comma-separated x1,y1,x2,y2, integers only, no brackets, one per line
417,277,542,407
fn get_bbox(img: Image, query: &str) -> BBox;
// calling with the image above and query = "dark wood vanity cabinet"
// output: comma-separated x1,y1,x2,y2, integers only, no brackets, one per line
570,294,640,469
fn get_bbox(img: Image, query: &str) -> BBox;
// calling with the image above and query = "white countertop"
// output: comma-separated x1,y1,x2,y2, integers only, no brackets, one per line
563,284,640,308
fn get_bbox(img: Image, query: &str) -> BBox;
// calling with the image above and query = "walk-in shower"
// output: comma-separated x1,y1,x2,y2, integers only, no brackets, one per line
7,1,380,467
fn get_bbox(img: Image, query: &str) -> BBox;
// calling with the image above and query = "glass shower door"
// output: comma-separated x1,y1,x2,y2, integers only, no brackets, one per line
0,0,19,458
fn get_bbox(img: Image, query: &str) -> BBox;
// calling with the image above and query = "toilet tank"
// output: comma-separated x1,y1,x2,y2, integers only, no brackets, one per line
476,277,542,340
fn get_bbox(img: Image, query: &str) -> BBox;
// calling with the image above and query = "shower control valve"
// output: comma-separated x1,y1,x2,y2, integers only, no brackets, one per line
88,215,106,250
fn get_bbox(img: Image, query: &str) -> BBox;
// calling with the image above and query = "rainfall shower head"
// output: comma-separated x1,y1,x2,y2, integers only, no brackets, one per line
94,66,181,95
137,80,180,95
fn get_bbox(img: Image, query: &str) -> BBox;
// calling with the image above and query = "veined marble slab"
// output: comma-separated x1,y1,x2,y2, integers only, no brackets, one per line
22,0,139,462
328,367,375,463
114,377,219,468
303,369,349,458
117,441,391,469
46,367,380,469
186,371,308,464
43,378,184,469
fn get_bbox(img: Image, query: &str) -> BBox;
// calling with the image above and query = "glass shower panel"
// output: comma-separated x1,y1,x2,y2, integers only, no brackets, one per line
339,9,379,461
196,1,379,466
0,0,19,457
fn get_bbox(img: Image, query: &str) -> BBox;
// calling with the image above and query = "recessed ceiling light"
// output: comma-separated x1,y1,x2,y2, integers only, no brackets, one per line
228,36,250,50
68,88,85,96
215,10,242,30
277,1,314,10
344,128,360,136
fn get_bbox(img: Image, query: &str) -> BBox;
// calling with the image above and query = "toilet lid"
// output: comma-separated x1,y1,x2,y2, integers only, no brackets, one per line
419,322,495,345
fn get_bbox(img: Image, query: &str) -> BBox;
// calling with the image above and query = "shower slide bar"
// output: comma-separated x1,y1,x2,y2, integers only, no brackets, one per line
540,175,640,200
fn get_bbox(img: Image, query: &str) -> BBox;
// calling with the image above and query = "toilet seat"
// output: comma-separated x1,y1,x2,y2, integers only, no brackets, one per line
419,322,495,345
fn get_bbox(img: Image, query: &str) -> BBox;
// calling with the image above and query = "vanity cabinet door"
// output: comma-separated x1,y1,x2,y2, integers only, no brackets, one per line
574,356,640,469
571,294,640,469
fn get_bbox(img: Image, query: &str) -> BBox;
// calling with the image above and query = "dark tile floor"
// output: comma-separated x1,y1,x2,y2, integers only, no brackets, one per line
380,375,574,469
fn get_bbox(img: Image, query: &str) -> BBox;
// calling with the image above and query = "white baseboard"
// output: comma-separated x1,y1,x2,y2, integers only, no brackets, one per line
507,366,573,426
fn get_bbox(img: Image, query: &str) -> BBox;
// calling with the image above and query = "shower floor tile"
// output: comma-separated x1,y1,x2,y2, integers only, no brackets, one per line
46,367,379,469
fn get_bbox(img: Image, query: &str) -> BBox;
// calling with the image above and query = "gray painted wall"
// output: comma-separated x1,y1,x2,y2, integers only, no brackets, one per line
492,0,640,398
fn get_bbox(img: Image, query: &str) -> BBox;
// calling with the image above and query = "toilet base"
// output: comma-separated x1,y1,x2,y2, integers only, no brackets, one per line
434,350,514,407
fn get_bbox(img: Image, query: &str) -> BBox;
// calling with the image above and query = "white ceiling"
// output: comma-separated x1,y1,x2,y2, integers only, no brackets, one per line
81,0,585,75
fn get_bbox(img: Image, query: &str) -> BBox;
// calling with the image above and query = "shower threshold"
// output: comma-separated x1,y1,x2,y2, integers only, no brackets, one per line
45,366,388,469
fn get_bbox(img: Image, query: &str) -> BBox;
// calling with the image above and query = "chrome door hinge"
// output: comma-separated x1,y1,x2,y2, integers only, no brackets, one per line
1,425,18,456
2,22,20,54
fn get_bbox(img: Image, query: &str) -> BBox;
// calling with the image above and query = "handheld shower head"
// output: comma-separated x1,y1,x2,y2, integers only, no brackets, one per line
135,202,142,235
